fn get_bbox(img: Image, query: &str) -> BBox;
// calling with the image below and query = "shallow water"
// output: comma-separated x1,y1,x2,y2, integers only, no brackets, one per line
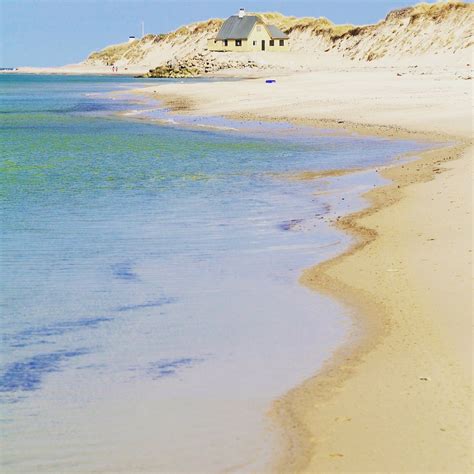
0,75,426,472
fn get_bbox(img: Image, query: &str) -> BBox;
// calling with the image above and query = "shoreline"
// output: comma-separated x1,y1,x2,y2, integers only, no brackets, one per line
260,125,470,472
272,138,471,472
131,71,472,472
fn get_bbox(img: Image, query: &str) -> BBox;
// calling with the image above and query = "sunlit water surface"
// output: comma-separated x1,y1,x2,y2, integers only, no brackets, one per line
0,75,426,472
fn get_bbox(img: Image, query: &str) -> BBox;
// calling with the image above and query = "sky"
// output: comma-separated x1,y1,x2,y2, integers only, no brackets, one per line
0,0,454,67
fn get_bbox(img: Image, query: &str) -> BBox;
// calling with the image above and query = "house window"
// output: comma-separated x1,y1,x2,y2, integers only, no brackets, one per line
253,41,256,46
279,39,285,46
224,40,228,46
235,39,242,47
270,40,275,46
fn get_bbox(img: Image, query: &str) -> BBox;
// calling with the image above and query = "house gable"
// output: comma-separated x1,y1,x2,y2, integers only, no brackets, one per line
246,22,272,47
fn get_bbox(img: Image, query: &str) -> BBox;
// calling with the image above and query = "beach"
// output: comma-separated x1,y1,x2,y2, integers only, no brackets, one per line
2,0,473,471
4,74,425,472
134,65,473,471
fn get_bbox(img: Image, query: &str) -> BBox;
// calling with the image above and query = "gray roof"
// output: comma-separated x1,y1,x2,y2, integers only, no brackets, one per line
266,24,288,39
216,15,260,40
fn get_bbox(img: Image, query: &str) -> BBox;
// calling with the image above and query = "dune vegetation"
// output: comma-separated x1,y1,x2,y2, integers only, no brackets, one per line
85,1,473,74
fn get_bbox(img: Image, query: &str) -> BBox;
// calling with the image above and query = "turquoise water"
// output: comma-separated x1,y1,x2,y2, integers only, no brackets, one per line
0,75,425,472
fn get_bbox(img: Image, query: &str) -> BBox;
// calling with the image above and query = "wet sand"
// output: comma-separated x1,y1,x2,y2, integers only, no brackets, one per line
273,140,472,472
133,67,472,472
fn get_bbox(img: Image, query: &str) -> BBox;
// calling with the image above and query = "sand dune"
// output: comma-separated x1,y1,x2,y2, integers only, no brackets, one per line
77,1,474,75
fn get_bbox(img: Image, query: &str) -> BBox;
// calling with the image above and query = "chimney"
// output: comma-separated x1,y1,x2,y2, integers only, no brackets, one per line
238,8,245,18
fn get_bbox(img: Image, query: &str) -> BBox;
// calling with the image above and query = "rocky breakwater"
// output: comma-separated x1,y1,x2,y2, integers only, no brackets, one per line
139,53,264,78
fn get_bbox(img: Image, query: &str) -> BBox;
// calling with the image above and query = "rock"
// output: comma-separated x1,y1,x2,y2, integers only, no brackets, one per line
143,54,261,78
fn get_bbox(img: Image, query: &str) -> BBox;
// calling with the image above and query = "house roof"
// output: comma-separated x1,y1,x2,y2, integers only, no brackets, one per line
216,15,261,40
266,24,289,39
215,15,289,41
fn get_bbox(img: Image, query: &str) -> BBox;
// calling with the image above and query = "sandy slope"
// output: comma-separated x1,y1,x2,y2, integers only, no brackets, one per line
12,2,471,77
134,62,473,472
87,2,471,71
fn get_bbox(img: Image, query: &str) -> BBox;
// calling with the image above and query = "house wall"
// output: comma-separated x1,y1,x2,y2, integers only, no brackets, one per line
207,38,252,52
246,23,271,51
207,22,289,52
266,36,290,52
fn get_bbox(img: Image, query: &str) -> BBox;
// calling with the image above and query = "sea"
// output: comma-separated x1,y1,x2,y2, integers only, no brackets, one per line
0,74,425,472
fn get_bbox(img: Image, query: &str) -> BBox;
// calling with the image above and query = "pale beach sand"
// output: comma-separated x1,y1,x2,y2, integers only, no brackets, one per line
276,142,473,473
134,65,473,472
4,1,473,471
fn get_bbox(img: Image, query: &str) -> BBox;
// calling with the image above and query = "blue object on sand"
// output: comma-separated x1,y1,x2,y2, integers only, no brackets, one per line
265,79,276,83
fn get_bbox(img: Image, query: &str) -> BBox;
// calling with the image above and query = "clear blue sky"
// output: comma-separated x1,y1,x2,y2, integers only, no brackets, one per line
0,0,447,67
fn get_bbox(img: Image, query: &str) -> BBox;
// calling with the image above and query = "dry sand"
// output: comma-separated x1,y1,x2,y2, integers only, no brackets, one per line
30,2,471,78
275,142,473,473
6,64,145,76
134,64,473,472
